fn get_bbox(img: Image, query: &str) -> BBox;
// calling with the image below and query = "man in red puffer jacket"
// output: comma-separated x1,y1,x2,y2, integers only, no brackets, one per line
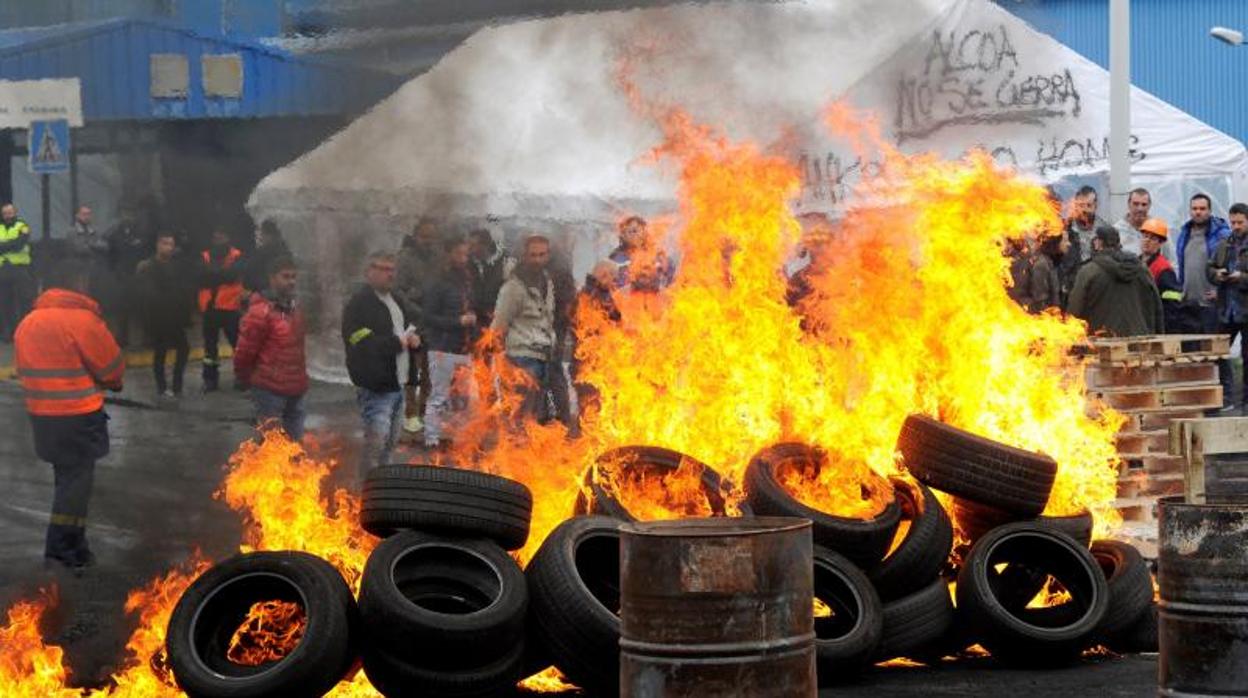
234,255,308,440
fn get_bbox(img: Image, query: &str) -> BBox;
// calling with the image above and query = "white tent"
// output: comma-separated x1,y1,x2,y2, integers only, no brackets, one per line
250,0,1248,380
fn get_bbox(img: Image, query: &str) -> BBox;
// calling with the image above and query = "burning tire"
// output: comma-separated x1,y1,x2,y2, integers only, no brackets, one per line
166,551,359,698
361,640,526,697
744,443,900,567
868,478,953,601
874,576,955,662
1089,540,1154,644
897,415,1057,517
358,530,527,669
957,522,1108,666
360,465,533,551
575,446,746,521
526,516,621,695
812,546,883,683
952,498,1093,547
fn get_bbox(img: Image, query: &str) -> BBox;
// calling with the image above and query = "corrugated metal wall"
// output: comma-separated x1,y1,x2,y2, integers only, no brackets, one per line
1000,0,1248,144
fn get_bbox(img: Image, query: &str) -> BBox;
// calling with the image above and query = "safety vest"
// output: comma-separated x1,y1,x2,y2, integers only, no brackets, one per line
1147,255,1184,302
0,218,32,266
199,247,244,312
15,288,124,416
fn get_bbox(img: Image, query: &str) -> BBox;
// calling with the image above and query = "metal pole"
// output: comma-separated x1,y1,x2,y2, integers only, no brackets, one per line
1109,0,1131,221
69,137,79,216
40,173,50,242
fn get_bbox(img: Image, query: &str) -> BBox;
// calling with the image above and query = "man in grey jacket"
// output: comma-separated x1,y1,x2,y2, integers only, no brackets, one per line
491,234,556,423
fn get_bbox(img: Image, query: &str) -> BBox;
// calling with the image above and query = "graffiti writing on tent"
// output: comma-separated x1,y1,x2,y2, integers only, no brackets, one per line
894,23,1082,143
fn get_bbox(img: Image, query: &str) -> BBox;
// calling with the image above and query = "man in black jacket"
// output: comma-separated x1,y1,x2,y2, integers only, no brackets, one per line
137,232,195,397
342,251,419,484
421,237,480,449
468,228,514,327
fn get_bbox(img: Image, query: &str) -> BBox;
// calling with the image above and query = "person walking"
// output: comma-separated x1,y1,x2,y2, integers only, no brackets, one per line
343,252,419,481
234,256,308,440
0,203,34,342
15,258,124,572
422,238,481,449
491,235,557,424
137,232,195,398
1067,226,1163,337
199,228,245,392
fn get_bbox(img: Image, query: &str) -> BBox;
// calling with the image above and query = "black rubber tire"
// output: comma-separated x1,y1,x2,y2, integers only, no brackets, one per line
953,499,1093,547
574,446,749,520
744,443,901,567
957,522,1108,667
812,546,883,684
167,551,358,698
358,530,527,669
1090,540,1154,643
1109,601,1158,654
361,465,532,551
361,639,526,698
897,415,1057,517
874,576,956,662
869,478,953,601
526,516,621,696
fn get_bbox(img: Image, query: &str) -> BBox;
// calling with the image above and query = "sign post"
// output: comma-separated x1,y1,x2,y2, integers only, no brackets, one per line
28,119,71,242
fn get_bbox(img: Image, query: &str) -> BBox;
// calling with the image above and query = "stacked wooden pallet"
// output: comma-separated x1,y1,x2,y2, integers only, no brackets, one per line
1084,334,1229,545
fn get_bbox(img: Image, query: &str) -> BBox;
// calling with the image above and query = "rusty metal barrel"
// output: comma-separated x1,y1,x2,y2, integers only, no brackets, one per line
1158,496,1248,696
619,516,815,697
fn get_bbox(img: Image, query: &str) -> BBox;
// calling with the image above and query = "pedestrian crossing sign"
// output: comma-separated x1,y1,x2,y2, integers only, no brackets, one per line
28,119,70,174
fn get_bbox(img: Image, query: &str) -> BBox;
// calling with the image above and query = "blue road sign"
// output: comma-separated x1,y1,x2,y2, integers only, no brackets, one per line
28,119,70,174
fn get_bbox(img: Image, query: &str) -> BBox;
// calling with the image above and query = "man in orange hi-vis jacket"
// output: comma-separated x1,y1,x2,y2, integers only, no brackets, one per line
15,257,124,573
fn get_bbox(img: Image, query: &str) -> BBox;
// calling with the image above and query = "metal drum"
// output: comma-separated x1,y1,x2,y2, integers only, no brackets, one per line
1158,495,1248,697
619,516,815,698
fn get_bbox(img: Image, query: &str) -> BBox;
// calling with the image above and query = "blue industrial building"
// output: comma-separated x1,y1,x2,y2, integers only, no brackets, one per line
0,11,400,247
1000,0,1248,147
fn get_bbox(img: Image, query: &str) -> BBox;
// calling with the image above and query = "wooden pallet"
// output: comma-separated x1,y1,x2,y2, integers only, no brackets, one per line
1115,429,1170,458
1085,334,1230,365
1086,362,1219,389
1117,471,1185,498
1091,382,1222,412
1169,417,1248,504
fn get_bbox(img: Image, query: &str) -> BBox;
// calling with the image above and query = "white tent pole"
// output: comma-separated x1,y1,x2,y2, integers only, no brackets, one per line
1109,0,1131,221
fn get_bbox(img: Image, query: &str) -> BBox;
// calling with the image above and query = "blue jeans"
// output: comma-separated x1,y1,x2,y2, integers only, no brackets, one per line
357,388,404,481
507,355,550,423
252,387,306,441
424,351,477,446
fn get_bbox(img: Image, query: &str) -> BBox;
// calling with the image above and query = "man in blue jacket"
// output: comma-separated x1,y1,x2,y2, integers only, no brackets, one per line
1175,193,1231,333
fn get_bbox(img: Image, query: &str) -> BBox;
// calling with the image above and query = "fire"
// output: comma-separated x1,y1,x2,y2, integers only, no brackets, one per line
225,600,307,666
0,589,77,698
594,451,713,520
774,449,891,518
518,666,579,693
813,597,834,618
1024,576,1074,609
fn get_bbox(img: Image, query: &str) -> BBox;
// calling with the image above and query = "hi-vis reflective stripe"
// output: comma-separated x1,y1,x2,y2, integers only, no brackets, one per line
49,513,87,527
18,367,89,378
1161,290,1184,301
96,354,123,377
25,386,99,401
348,327,373,345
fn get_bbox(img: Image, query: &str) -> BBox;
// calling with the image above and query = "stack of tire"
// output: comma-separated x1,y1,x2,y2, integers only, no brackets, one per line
164,465,536,698
896,414,1158,664
741,441,957,684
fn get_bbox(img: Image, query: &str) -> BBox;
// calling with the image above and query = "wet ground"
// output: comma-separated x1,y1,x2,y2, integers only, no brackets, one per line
0,352,1158,695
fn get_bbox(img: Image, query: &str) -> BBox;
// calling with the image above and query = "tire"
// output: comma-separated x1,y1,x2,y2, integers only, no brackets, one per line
361,465,532,550
869,478,953,601
362,639,526,698
575,446,748,520
744,443,901,567
957,522,1108,666
1090,540,1154,643
811,547,883,683
1109,601,1158,654
897,415,1057,517
167,551,358,698
357,531,526,669
526,516,622,696
953,499,1092,547
874,576,955,662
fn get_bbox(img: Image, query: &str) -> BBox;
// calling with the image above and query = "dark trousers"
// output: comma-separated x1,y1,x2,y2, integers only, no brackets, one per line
1220,322,1248,406
46,457,95,564
202,308,239,387
0,264,33,341
153,329,190,394
507,355,551,425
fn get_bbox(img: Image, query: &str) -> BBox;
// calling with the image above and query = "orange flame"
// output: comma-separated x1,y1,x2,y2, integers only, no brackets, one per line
225,600,307,667
0,588,78,697
594,452,713,520
518,666,579,693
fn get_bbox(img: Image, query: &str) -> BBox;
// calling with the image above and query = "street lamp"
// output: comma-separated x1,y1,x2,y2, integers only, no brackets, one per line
1211,26,1244,46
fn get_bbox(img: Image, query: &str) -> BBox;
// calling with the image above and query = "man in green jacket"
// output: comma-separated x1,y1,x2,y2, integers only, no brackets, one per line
1068,226,1164,336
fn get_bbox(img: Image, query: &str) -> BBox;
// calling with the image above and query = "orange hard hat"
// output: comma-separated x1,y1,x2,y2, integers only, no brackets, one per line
1140,218,1168,240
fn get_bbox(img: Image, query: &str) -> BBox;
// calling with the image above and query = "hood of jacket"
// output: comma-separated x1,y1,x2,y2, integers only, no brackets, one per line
1092,249,1150,282
34,288,100,314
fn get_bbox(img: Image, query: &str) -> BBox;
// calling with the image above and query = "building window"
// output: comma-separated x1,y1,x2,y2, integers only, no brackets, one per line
203,54,244,98
150,54,189,98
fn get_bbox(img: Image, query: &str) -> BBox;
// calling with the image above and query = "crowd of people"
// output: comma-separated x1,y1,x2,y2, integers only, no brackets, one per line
1006,186,1248,411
